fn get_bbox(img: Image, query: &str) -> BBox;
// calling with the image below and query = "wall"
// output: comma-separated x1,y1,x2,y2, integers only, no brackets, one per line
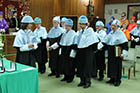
30,0,54,30
31,0,105,31
94,0,104,18
105,0,140,4
104,3,140,24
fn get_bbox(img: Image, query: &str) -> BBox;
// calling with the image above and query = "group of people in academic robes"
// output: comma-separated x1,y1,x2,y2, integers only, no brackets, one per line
13,15,131,89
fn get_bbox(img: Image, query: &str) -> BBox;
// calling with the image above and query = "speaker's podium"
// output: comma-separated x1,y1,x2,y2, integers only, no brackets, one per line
2,34,16,61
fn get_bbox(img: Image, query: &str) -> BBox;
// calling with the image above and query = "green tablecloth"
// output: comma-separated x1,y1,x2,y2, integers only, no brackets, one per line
0,59,39,93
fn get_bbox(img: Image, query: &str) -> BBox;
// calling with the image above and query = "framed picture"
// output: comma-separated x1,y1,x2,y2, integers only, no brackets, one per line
127,5,140,20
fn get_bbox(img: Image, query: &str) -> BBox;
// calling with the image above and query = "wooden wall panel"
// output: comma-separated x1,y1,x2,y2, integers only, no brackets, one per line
31,0,54,30
54,0,78,15
31,0,105,30
94,0,105,18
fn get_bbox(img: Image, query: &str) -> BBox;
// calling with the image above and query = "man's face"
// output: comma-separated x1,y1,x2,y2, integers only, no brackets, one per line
130,19,135,23
53,21,59,27
122,24,127,29
14,13,17,17
65,25,72,31
96,26,103,31
111,24,118,31
111,19,114,21
121,14,126,19
61,22,65,27
27,23,33,29
80,24,87,29
137,24,140,28
35,24,41,29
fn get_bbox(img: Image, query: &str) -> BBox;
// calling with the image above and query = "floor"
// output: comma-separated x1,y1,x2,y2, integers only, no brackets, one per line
38,63,140,93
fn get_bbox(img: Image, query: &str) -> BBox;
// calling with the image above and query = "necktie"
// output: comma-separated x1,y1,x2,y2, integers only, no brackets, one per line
78,29,84,44
26,31,30,44
15,17,18,28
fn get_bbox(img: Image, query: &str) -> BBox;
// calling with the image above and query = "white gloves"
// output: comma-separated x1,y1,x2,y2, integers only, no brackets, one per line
46,41,50,46
37,38,41,44
131,36,135,41
135,38,139,42
51,42,59,50
20,43,38,52
131,36,140,42
97,42,104,50
121,50,128,59
70,49,77,58
59,48,62,55
33,43,38,50
16,27,19,31
46,41,50,51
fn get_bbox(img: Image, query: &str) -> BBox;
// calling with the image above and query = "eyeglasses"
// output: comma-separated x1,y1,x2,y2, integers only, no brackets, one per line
121,16,125,18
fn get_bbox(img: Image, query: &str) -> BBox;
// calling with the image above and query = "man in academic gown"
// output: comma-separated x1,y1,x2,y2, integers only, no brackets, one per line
9,10,20,32
59,18,77,83
103,19,128,87
61,17,67,30
47,16,65,78
130,20,140,48
13,16,38,67
95,21,107,81
34,17,48,74
75,15,99,88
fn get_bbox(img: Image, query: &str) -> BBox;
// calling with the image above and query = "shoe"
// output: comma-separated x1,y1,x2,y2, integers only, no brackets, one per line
83,83,91,88
67,79,73,83
56,74,60,78
61,77,67,81
106,79,114,84
48,73,56,76
77,82,85,87
40,70,46,74
98,78,103,81
114,81,121,87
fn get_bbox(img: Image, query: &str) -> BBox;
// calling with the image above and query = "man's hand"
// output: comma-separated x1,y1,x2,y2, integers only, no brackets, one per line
28,44,34,48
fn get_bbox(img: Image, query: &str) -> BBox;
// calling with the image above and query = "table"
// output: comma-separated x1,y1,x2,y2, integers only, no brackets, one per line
0,59,39,93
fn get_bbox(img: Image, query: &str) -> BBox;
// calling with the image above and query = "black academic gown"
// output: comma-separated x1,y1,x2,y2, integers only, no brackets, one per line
48,35,62,73
76,43,97,78
95,48,105,71
130,34,140,48
16,48,36,67
9,17,20,29
34,38,48,64
58,45,76,76
106,42,128,79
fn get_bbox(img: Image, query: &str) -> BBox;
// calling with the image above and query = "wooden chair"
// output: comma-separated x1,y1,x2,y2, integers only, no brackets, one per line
135,45,140,64
122,48,136,79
